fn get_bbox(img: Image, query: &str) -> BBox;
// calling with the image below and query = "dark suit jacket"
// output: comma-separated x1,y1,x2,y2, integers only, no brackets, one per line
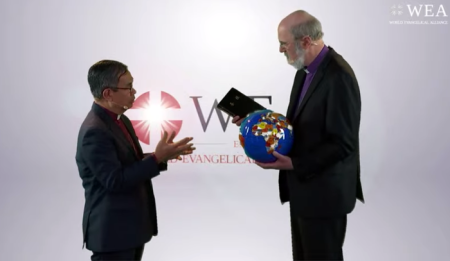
279,46,364,218
75,102,167,252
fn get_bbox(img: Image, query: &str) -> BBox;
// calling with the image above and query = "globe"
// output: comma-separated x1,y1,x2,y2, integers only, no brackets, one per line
239,109,294,163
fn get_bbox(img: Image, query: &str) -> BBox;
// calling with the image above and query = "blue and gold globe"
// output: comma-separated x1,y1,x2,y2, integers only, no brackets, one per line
239,109,294,163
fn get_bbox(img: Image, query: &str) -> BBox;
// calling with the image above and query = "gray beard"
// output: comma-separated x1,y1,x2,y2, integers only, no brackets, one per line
290,45,305,70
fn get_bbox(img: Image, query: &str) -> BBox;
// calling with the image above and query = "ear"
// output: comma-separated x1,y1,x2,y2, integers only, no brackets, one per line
102,88,112,100
302,36,313,48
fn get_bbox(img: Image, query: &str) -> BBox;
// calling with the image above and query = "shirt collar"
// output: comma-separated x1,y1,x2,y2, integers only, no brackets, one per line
304,45,329,74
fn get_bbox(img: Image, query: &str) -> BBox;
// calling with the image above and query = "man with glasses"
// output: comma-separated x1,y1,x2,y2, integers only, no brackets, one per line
233,10,364,260
76,60,195,261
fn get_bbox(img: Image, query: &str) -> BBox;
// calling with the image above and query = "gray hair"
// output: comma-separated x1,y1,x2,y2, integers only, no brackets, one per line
290,15,324,41
87,60,128,99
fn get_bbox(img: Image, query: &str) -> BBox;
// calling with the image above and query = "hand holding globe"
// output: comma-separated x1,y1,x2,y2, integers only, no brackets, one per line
234,110,294,168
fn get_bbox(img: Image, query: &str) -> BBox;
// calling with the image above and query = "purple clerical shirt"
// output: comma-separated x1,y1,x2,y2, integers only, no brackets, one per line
297,45,329,106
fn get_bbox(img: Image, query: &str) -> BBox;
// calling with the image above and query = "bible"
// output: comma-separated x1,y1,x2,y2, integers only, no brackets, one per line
217,87,266,118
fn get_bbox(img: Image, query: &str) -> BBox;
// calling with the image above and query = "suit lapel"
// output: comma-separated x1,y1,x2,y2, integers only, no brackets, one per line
292,49,334,121
92,103,139,159
286,70,306,121
292,69,325,120
122,117,144,158
109,119,140,159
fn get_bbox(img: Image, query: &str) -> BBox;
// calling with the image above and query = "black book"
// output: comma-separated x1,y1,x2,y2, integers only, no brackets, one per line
217,87,266,118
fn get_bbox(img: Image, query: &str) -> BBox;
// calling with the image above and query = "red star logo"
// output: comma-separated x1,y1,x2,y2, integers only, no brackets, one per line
126,91,183,145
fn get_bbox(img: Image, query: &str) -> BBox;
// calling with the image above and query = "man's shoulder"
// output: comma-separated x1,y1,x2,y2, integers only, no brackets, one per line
77,110,108,142
326,48,357,80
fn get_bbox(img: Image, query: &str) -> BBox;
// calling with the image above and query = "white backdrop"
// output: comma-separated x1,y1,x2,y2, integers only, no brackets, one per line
0,0,449,260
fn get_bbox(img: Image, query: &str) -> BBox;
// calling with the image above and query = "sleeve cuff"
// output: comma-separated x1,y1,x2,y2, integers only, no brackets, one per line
149,153,167,171
158,162,168,171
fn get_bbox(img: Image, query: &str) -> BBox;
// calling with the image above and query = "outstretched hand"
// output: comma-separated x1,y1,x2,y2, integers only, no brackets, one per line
154,131,195,162
255,151,293,170
166,131,195,160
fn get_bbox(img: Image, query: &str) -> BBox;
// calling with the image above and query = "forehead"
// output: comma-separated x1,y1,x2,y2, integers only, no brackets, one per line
277,25,293,42
118,70,133,84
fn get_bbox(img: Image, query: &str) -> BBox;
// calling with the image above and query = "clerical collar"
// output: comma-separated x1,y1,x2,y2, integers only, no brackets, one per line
109,112,121,120
303,45,329,74
101,105,122,120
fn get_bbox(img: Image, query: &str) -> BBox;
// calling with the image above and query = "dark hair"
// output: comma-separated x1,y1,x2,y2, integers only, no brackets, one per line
87,60,128,99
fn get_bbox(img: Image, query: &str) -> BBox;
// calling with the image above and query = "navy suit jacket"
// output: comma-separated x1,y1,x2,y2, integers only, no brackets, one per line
279,47,364,218
75,102,167,252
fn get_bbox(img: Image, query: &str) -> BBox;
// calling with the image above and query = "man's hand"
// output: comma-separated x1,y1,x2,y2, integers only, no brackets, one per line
255,151,293,170
166,131,195,160
232,116,244,126
154,131,195,162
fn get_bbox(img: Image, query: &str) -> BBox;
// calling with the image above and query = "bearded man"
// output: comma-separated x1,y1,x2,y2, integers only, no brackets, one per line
233,10,364,260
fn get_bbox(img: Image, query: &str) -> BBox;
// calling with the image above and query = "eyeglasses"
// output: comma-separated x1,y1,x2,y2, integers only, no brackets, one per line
106,86,134,94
